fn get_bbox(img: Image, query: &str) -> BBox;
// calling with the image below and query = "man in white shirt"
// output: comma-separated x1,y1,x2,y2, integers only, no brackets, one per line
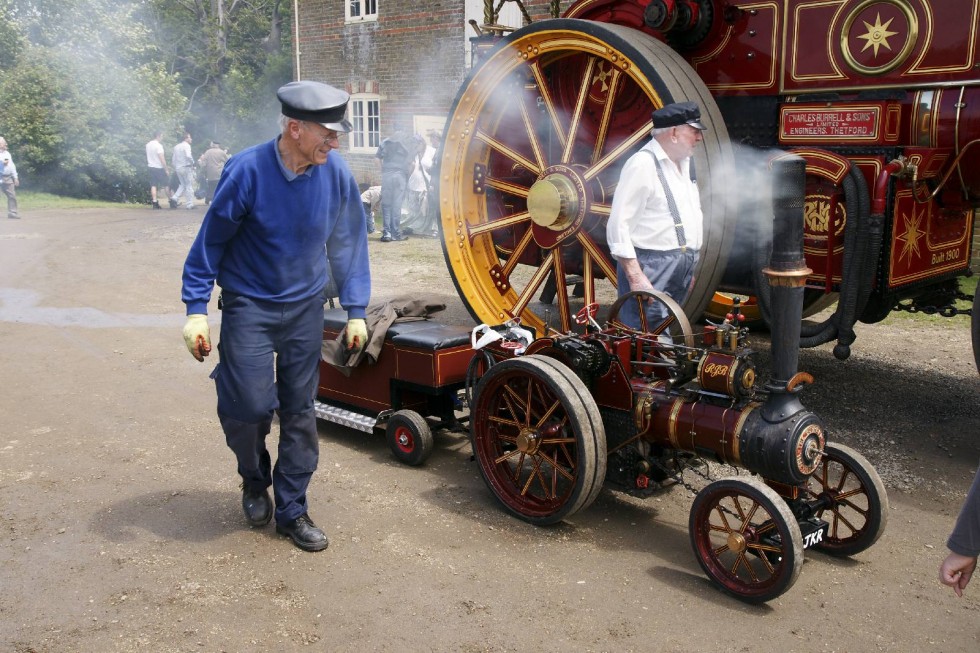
145,130,173,209
0,137,19,219
171,131,196,210
605,101,706,328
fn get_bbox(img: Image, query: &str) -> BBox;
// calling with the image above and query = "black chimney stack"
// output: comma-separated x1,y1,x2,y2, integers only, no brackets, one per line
762,155,812,420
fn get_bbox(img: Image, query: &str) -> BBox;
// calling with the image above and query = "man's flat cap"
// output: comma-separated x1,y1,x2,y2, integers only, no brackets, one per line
652,101,707,131
277,80,353,133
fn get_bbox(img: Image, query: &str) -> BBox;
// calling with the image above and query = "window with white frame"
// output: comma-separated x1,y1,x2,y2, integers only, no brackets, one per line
346,0,378,23
349,94,380,153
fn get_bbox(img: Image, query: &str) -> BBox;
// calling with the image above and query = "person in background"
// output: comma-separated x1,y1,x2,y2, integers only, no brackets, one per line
171,131,197,210
144,130,172,210
197,141,230,205
180,80,370,553
376,132,414,242
401,130,440,238
939,464,980,597
1,136,21,219
360,183,381,235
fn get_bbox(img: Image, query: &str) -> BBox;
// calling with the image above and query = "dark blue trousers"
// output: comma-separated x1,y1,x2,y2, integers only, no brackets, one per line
616,248,699,329
211,291,324,524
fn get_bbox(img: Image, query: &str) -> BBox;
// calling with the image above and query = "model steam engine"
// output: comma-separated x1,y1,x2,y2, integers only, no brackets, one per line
466,157,887,602
438,0,980,367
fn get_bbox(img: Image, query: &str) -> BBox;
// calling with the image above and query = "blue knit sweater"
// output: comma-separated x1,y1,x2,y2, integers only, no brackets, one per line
181,138,370,318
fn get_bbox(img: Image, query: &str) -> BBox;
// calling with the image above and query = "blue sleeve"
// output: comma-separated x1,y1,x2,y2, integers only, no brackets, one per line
180,174,248,315
328,172,371,319
948,463,980,557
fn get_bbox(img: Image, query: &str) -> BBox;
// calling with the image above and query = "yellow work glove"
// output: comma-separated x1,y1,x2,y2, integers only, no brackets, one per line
182,314,212,362
345,318,368,355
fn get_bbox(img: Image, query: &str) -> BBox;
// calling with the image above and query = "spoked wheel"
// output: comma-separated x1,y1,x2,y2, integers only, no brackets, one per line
607,289,695,344
438,18,734,336
972,281,980,374
802,442,888,556
470,354,606,525
690,477,804,603
386,410,434,466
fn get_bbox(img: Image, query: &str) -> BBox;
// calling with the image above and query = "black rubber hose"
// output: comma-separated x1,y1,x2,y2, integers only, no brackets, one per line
798,166,872,352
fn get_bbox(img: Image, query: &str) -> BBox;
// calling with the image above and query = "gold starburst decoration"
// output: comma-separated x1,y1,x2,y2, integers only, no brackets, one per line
897,204,925,264
857,12,899,58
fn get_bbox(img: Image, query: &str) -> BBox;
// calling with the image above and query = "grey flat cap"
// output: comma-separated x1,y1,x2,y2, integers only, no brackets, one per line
277,80,353,133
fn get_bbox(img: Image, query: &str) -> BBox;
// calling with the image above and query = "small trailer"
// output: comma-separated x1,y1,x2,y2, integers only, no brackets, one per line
314,309,474,465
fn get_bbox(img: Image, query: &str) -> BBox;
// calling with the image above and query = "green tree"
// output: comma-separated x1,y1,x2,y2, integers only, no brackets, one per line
0,0,185,201
146,0,293,149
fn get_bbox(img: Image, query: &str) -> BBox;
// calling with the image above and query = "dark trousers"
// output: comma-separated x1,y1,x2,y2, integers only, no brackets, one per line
380,171,407,237
616,248,699,329
211,291,324,523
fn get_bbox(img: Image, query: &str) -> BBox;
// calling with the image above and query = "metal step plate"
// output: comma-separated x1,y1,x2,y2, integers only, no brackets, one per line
314,400,378,433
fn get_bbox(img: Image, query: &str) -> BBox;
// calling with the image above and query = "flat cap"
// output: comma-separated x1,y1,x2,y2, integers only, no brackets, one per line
277,80,353,133
652,101,707,131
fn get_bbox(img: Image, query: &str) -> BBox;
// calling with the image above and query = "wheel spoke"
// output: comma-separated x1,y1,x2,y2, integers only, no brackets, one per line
467,211,531,239
476,130,541,177
500,228,536,278
527,60,567,150
517,88,548,171
576,231,618,282
590,67,622,164
484,176,532,198
521,456,544,496
561,55,598,164
552,248,572,332
583,121,652,181
511,251,555,317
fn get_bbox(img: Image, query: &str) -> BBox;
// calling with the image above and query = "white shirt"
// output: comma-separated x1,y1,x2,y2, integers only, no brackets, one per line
0,150,16,181
146,139,165,169
172,140,194,169
408,145,436,192
606,139,703,258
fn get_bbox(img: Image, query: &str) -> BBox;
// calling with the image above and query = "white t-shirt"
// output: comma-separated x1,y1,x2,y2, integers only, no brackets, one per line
146,139,165,169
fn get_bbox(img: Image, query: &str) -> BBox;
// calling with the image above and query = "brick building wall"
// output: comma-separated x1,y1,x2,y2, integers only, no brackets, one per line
296,1,569,185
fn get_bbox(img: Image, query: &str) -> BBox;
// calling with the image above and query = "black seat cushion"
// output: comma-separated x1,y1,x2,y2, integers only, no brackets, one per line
390,323,471,350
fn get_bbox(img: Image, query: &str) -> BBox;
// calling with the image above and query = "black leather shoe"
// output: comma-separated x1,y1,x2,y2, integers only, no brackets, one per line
241,485,272,527
276,513,328,552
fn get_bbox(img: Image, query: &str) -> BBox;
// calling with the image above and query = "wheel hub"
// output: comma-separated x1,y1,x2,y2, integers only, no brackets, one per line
526,165,591,248
727,530,747,554
528,174,579,230
516,428,542,455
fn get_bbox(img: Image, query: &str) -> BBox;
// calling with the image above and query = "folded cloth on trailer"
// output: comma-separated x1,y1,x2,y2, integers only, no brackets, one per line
321,294,447,374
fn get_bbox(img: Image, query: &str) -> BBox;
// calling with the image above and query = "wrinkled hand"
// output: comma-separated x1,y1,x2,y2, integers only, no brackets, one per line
939,551,977,597
182,314,212,362
345,318,367,355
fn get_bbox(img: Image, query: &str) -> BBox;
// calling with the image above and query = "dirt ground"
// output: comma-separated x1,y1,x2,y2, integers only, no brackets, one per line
1,206,979,652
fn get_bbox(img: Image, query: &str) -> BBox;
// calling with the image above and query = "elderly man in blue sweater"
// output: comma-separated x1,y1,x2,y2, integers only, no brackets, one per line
181,81,371,552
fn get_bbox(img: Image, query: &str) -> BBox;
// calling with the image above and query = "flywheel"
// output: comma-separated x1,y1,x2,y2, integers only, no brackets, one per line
437,18,735,335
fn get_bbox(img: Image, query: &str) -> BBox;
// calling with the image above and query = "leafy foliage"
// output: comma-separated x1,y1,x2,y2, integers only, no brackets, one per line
0,0,293,202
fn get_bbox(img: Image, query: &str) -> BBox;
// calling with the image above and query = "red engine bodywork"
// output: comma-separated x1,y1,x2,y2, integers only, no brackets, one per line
566,0,979,297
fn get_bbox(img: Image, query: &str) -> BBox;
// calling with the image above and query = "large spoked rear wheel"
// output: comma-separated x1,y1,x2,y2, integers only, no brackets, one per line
690,477,804,603
973,281,980,374
470,355,606,525
438,18,734,335
802,442,888,556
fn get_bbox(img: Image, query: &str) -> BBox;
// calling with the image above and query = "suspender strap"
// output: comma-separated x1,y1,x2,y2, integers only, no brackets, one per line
650,154,687,251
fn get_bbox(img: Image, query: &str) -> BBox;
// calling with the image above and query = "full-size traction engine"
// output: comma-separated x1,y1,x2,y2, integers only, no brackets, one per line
438,0,980,369
467,157,888,603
